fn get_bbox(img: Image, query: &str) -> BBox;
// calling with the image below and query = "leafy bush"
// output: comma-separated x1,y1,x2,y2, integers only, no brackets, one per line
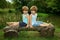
8,9,15,13
0,12,21,29
37,13,49,22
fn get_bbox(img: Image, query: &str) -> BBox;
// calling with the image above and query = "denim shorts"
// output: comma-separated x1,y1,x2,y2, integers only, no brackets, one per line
19,22,27,27
33,21,43,27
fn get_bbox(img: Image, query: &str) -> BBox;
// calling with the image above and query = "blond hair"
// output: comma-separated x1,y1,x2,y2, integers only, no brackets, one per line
30,6,38,12
22,6,29,11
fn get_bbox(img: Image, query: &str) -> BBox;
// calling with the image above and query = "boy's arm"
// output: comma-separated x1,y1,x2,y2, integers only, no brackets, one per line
29,15,33,27
26,15,30,27
36,14,38,21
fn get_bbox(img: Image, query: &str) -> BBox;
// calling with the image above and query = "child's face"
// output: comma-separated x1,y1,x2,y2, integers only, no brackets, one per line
31,11,36,14
23,11,28,14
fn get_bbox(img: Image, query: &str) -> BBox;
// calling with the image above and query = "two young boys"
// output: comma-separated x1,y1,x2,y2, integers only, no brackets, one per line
7,6,50,28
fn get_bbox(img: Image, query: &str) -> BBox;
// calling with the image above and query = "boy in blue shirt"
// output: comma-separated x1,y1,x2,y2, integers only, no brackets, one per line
7,6,29,28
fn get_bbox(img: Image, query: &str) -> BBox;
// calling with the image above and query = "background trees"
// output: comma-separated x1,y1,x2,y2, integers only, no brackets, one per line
0,0,60,15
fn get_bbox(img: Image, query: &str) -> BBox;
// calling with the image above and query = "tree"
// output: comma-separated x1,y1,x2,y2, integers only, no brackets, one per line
12,0,31,12
0,0,7,8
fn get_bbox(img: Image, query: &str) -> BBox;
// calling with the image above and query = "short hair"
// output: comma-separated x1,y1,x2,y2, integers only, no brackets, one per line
22,6,29,11
30,6,38,12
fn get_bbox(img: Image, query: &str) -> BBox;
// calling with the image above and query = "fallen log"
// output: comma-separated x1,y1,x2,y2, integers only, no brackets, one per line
3,26,19,38
39,23,55,37
3,23,55,37
4,29,18,38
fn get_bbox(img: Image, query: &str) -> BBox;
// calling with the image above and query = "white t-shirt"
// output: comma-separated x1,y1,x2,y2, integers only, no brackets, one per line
31,13,37,25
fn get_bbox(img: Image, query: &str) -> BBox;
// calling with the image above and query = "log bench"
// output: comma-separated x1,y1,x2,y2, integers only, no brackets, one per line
3,23,55,38
3,26,19,38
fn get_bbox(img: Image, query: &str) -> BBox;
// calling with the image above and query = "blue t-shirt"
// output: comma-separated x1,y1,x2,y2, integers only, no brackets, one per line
22,14,29,24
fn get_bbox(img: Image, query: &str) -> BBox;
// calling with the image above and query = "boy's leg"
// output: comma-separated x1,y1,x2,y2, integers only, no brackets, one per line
33,21,49,27
40,22,49,27
6,22,19,27
12,22,19,27
6,22,14,25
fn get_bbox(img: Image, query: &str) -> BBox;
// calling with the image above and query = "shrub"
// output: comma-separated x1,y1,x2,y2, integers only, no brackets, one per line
37,13,49,22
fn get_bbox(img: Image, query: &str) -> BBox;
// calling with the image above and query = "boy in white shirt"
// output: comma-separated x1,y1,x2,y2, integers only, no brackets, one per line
30,6,50,28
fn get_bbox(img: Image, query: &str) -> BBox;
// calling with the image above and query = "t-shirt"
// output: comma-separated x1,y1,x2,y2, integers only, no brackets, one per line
22,14,29,24
31,13,37,25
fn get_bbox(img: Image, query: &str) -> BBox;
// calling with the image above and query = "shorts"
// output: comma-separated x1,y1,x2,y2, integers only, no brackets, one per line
19,22,27,27
33,21,43,27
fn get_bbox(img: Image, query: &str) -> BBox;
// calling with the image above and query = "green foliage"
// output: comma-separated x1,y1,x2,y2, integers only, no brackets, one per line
8,9,15,13
0,0,7,8
0,0,60,14
37,13,49,21
13,0,47,12
0,9,21,29
0,13,21,29
46,0,60,10
38,13,49,17
12,0,30,12
0,9,15,14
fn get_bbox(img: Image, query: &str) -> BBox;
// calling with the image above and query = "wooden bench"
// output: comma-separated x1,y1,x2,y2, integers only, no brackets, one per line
3,22,55,38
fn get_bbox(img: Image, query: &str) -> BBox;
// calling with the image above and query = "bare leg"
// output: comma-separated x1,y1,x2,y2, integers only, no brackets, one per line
6,22,19,27
12,22,19,27
40,23,49,27
6,22,14,25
